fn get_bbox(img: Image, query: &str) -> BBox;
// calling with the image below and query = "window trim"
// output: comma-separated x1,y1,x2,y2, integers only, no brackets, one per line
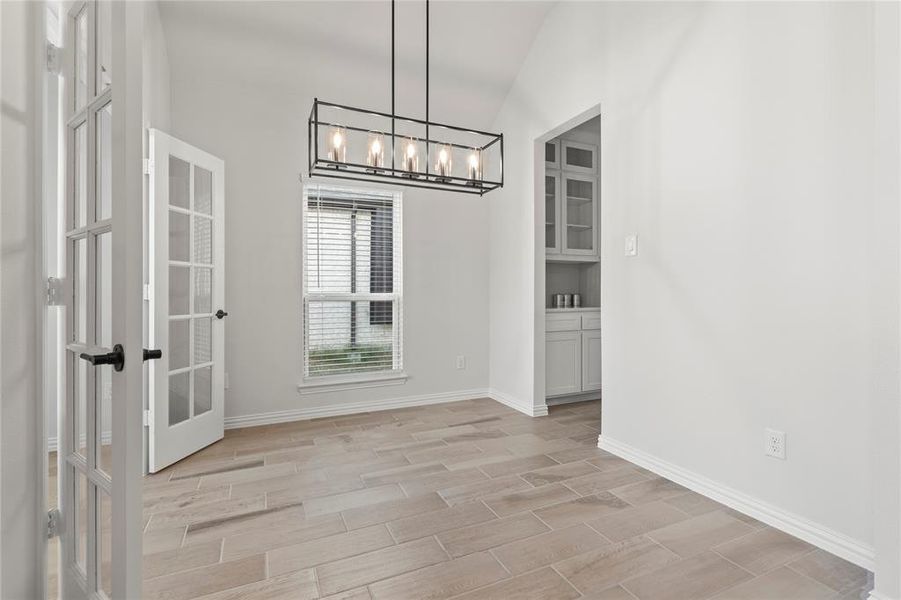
300,182,404,389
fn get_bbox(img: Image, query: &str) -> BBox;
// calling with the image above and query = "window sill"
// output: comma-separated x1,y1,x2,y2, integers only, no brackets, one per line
297,371,408,395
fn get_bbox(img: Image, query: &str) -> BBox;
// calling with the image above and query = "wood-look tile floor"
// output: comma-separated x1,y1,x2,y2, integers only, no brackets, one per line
138,399,870,600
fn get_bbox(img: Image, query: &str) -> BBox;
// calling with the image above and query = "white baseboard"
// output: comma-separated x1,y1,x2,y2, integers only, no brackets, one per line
47,431,111,454
488,388,548,417
546,392,600,406
224,388,491,429
599,435,876,571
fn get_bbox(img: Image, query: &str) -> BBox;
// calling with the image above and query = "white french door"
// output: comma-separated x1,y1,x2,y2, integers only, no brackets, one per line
148,130,225,473
59,1,144,598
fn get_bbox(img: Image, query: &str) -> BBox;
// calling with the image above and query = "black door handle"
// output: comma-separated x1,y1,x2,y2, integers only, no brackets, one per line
143,348,162,361
80,344,125,372
215,309,228,319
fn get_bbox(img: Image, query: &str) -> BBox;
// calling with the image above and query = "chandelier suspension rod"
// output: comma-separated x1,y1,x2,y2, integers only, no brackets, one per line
425,0,430,169
391,0,396,167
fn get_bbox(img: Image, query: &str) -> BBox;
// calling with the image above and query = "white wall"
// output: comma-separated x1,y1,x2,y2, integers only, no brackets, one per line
166,72,489,421
1,1,43,597
489,0,898,581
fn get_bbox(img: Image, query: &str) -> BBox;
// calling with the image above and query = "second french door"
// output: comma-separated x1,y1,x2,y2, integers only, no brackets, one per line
148,129,226,473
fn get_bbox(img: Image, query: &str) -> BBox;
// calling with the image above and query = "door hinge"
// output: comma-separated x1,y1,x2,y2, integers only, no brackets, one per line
143,158,153,176
143,409,153,428
47,508,62,539
46,43,61,74
143,283,152,302
46,277,65,306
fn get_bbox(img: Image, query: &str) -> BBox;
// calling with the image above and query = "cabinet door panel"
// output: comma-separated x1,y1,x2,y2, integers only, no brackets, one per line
546,331,582,397
582,329,602,392
545,140,559,169
545,170,561,254
562,141,597,174
562,173,597,255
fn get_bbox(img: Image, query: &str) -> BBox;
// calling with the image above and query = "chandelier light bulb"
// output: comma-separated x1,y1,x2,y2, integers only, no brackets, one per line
367,134,384,169
327,127,347,164
404,139,419,174
435,144,452,179
467,150,481,181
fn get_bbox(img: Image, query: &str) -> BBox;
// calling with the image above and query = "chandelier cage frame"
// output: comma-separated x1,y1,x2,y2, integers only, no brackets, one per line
306,0,504,196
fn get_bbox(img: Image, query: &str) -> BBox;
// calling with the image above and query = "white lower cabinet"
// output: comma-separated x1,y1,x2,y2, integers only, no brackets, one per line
546,331,582,396
545,310,601,398
581,329,602,391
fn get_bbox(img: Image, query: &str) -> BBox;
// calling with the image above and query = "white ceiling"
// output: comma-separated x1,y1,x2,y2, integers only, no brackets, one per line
158,1,555,129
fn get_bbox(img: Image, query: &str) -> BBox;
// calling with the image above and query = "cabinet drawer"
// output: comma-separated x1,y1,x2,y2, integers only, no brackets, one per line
581,312,601,330
546,313,582,332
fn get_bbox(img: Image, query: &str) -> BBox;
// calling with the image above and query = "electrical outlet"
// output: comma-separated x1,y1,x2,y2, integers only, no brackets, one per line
764,428,786,460
455,355,466,370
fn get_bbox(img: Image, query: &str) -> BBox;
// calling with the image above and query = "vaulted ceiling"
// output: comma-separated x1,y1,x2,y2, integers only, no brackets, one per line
159,1,554,129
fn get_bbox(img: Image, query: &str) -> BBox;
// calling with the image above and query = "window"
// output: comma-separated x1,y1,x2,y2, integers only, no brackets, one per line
302,183,403,381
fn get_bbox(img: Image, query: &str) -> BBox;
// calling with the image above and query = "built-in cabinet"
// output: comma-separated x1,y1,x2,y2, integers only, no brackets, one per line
546,310,601,398
545,141,598,257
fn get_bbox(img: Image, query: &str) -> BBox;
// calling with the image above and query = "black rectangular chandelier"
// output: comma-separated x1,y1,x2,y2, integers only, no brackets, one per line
307,0,504,196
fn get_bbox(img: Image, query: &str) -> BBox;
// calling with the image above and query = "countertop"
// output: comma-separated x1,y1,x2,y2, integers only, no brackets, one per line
546,307,601,313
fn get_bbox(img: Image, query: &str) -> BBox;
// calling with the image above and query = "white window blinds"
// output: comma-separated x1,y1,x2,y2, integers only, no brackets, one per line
303,183,403,379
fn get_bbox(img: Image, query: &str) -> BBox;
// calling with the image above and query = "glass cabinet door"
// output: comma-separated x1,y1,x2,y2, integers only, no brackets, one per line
563,173,596,255
545,170,561,253
545,141,559,169
562,141,597,174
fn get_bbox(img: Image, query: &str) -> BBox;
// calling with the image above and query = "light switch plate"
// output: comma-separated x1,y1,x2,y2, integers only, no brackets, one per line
625,234,638,257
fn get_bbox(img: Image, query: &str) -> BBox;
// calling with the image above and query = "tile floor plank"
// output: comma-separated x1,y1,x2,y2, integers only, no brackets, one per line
368,551,508,600
436,512,549,557
315,537,449,596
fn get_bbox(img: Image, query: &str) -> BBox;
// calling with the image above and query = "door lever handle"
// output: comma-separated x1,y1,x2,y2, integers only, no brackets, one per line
143,348,163,361
80,344,125,372
215,309,228,319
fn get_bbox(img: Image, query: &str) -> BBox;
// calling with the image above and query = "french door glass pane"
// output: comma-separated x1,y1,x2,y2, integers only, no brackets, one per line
169,372,190,426
96,103,112,220
96,1,112,93
194,268,212,314
169,266,190,315
194,217,212,264
194,317,212,364
97,362,112,478
169,320,189,370
194,165,213,215
74,123,88,228
194,367,212,415
74,7,88,110
74,353,88,458
73,237,88,341
96,232,112,346
169,156,190,209
99,489,112,598
169,211,190,262
75,472,88,573
96,231,113,477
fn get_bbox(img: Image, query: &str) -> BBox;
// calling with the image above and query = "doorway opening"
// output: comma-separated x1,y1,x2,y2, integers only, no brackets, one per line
533,107,602,420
